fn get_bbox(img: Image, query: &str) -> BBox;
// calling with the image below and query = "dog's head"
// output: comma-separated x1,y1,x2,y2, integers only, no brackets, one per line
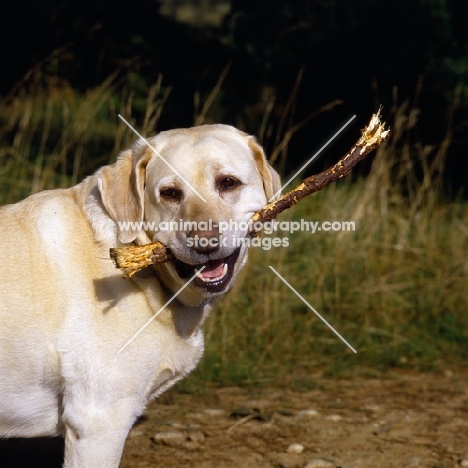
98,124,280,306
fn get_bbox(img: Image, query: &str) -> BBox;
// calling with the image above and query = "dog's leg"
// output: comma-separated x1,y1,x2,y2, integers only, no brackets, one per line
62,400,139,468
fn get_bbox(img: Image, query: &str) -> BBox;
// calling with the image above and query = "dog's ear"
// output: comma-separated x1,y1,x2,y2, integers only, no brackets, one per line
98,147,152,244
248,137,281,202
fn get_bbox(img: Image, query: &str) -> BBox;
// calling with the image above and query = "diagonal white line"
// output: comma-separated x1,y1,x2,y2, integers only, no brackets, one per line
117,267,206,354
270,115,357,202
269,266,357,353
118,114,207,203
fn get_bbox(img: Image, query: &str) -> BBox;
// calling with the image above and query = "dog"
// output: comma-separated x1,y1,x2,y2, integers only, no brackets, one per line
0,124,280,467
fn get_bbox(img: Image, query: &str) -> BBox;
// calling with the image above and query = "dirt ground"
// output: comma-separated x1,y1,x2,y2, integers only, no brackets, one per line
1,370,467,468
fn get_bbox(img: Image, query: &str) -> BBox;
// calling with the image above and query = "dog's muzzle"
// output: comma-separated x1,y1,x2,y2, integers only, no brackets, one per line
173,247,241,293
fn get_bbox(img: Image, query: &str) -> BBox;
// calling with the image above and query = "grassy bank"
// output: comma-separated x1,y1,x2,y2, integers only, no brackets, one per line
1,83,467,388
189,103,468,387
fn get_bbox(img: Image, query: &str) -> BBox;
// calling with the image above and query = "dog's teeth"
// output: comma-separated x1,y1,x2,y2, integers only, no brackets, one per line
195,263,228,283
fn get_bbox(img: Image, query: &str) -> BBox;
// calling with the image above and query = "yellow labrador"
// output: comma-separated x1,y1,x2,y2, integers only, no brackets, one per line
0,124,280,467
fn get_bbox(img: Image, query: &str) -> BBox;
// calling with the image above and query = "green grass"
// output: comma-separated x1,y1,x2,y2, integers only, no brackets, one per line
0,72,170,203
190,103,468,385
1,77,467,389
192,194,468,384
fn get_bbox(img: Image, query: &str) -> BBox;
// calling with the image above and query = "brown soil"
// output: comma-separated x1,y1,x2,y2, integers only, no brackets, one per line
1,371,467,468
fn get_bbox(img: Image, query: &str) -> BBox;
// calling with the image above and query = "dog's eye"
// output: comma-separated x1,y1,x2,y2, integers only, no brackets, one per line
160,188,182,201
218,177,240,191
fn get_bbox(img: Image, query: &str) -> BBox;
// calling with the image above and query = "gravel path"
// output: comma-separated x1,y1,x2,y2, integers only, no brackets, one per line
1,371,467,467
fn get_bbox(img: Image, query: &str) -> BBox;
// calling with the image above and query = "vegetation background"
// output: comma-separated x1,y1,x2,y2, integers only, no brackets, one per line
0,0,467,386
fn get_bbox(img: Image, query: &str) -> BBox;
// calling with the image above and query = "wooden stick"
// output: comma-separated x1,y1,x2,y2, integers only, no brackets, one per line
110,110,389,277
249,109,389,232
109,242,173,277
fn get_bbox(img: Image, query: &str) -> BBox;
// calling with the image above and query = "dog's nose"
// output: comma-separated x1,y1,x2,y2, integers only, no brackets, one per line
188,225,220,254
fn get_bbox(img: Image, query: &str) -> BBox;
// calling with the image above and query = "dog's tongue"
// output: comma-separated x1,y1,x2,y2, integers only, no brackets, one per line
199,259,225,279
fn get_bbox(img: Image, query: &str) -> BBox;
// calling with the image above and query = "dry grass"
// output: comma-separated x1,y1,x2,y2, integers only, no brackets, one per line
193,101,468,385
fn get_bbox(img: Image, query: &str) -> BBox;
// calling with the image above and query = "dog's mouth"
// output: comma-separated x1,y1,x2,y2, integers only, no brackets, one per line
173,248,241,293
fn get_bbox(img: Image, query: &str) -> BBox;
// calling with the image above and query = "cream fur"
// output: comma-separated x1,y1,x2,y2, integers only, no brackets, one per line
0,124,280,467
